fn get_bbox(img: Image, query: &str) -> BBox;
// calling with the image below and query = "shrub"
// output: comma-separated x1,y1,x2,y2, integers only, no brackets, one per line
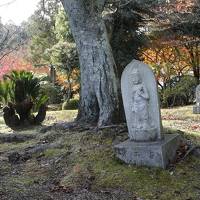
62,99,79,110
0,80,12,105
0,70,48,129
39,82,63,104
161,75,197,107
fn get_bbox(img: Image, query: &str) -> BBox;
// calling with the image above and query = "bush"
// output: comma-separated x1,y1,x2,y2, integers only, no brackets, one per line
40,82,63,104
161,75,197,107
62,99,79,110
0,70,48,129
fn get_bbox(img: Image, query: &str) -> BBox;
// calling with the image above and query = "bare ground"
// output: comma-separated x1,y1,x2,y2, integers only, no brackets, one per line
0,108,200,200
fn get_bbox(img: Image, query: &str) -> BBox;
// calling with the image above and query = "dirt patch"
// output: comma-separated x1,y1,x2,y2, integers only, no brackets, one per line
0,108,200,200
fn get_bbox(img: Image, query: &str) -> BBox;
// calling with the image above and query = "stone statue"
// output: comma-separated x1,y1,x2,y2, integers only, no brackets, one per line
196,85,200,103
127,68,158,141
114,59,180,168
193,84,200,113
131,69,151,130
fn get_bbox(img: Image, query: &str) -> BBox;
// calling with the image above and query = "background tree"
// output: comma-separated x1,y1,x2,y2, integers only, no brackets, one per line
139,0,200,107
0,48,49,80
45,8,79,101
142,45,191,89
25,0,59,65
0,20,26,62
104,1,152,75
25,2,79,96
144,0,200,82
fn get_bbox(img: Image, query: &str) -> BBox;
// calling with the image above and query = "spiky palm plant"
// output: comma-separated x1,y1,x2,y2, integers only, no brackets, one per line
0,80,12,105
1,70,49,129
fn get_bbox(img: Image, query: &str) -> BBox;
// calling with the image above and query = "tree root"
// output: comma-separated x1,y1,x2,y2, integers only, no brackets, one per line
40,122,95,133
8,142,62,164
40,122,128,134
0,133,35,143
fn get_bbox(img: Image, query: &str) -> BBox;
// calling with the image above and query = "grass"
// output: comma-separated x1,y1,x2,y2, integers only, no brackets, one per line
44,110,77,125
56,130,200,200
161,105,200,144
0,106,200,199
161,105,200,122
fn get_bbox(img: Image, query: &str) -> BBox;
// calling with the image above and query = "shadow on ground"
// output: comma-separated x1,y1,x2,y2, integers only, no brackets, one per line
0,108,200,200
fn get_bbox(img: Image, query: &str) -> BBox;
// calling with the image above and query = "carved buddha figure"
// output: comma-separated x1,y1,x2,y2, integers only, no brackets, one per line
130,69,153,132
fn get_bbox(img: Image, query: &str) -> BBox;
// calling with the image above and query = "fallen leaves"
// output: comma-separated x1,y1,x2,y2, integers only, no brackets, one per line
50,185,74,193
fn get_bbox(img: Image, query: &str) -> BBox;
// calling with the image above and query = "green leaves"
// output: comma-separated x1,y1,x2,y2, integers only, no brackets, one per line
0,70,48,107
54,8,73,42
35,94,49,111
0,80,12,105
5,71,40,103
161,75,197,107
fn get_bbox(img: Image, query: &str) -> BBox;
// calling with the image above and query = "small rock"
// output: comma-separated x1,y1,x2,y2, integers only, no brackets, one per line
8,151,32,164
21,152,32,162
192,147,200,158
40,126,52,133
8,152,21,164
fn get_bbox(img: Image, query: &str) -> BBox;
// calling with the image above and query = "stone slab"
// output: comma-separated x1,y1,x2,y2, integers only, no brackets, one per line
114,134,180,169
193,105,200,114
121,60,163,141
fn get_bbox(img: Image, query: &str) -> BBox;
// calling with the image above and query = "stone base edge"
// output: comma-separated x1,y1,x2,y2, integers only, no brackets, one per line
193,106,200,114
114,134,180,169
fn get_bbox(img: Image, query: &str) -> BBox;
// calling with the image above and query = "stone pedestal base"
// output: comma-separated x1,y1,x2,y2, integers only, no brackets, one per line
129,127,158,141
114,134,180,169
193,105,200,114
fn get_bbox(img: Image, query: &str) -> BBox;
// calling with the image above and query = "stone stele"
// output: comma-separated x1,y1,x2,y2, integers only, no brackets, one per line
193,84,200,114
114,59,180,169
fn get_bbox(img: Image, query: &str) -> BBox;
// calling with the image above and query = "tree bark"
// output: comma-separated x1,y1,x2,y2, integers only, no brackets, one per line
50,65,56,85
61,0,121,126
185,44,200,84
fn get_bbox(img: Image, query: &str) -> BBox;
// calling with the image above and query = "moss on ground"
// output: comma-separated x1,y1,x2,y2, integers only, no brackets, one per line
44,148,67,158
57,130,200,200
0,107,200,199
0,140,38,152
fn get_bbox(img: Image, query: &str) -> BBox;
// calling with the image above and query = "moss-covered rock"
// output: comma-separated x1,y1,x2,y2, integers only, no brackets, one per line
62,99,79,110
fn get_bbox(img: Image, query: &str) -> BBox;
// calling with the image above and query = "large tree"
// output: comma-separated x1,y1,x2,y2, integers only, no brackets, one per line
60,0,165,126
61,0,123,126
24,0,158,126
60,0,170,126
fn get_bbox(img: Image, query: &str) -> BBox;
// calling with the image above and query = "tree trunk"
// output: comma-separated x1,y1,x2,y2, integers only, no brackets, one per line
61,0,121,126
193,66,199,84
186,44,200,84
50,65,56,85
66,72,72,102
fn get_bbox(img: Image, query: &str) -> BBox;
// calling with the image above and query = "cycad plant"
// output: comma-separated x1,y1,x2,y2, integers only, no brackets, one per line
0,80,12,105
0,70,48,129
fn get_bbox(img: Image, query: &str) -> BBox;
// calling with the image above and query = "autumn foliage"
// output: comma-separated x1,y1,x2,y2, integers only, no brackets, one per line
0,49,49,80
141,45,192,88
56,69,79,93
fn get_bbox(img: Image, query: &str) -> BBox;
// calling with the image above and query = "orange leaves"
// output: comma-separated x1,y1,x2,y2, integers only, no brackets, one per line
56,69,80,92
174,0,196,12
0,50,49,79
141,46,191,84
154,0,196,13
